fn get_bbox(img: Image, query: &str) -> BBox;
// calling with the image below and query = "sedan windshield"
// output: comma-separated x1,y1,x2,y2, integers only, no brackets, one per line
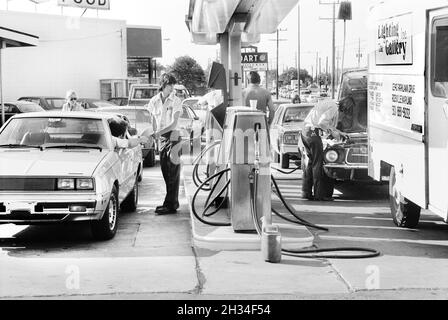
17,103,44,113
283,107,313,123
0,117,108,149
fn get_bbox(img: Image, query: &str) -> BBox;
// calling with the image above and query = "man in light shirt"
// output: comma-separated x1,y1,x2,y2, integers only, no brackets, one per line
146,73,183,215
301,99,347,201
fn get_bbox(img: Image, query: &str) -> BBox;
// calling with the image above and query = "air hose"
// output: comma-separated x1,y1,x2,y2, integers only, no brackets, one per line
192,141,221,191
250,168,381,260
271,167,301,175
191,167,231,227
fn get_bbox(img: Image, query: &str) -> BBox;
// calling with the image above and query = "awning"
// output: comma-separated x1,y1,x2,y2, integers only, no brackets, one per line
0,26,39,124
185,0,299,45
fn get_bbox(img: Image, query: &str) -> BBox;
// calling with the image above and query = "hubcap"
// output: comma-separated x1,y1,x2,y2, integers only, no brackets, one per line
108,196,117,230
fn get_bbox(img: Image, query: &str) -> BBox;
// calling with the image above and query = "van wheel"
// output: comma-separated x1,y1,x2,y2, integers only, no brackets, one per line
389,167,421,228
91,186,119,240
281,154,290,169
121,179,138,213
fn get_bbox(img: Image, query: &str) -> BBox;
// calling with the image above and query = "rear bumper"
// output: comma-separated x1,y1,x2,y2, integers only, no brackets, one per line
0,192,110,224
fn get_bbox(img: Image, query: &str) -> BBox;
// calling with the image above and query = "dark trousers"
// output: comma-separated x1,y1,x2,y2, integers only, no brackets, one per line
301,129,329,200
160,132,181,210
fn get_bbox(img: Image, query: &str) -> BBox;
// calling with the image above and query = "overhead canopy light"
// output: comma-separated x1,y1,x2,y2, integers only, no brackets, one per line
244,0,299,34
191,0,241,34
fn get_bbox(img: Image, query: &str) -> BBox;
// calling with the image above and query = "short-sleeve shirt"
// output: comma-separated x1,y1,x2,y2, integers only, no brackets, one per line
146,92,182,131
242,84,273,113
304,100,339,131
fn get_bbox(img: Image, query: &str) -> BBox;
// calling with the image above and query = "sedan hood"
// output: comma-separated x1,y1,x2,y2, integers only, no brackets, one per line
0,150,108,177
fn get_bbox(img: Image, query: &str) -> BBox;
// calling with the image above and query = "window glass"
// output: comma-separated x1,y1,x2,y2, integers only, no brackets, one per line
432,25,448,98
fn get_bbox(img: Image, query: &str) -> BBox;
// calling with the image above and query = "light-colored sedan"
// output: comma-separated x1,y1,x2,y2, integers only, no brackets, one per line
0,112,143,240
270,104,314,169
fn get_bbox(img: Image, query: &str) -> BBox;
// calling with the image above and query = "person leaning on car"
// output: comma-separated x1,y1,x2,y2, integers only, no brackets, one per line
146,73,183,216
62,90,84,112
301,99,348,202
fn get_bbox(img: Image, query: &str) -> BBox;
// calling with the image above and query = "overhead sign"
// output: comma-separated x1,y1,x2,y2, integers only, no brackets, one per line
375,13,413,65
57,0,110,10
241,52,269,71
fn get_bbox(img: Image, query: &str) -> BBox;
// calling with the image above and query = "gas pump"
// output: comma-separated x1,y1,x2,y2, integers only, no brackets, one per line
221,107,271,232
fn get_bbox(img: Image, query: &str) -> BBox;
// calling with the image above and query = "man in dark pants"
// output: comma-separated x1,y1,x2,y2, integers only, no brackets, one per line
301,100,347,201
147,74,183,215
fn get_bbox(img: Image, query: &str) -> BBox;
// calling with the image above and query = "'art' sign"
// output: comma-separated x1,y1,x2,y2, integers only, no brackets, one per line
376,13,413,65
58,0,110,10
241,52,269,71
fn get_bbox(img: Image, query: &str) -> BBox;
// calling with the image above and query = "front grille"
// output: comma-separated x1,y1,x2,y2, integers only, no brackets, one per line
346,147,368,164
0,178,56,191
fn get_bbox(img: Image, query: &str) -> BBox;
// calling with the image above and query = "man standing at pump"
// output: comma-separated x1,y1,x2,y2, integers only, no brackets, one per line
242,71,275,124
301,99,347,201
146,73,183,215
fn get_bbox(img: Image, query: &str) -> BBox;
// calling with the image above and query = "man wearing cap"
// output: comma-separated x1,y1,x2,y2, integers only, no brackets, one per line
146,73,183,215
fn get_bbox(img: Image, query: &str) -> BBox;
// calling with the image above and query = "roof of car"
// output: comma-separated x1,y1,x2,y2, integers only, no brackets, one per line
96,106,149,111
19,96,64,99
11,111,114,120
278,103,315,109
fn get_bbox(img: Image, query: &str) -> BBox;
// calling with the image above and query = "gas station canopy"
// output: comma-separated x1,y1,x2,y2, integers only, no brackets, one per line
185,0,299,45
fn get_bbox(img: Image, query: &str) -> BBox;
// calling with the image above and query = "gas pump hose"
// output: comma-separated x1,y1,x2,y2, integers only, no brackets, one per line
192,141,221,191
191,168,232,227
251,169,381,259
271,167,301,175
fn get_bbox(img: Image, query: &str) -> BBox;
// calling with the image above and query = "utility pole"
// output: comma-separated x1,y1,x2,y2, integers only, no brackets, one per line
319,0,340,99
325,56,329,91
297,1,301,94
357,38,362,68
270,28,287,100
336,50,341,88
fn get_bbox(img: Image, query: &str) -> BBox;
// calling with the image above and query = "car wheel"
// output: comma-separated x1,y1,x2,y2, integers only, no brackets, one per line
389,167,421,228
91,186,119,241
122,178,139,213
143,149,156,167
280,153,290,169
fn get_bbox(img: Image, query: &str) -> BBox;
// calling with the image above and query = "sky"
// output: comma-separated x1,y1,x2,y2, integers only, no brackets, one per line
1,0,377,74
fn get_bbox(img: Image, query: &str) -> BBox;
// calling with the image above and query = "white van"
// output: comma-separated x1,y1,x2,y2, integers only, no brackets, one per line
368,0,448,228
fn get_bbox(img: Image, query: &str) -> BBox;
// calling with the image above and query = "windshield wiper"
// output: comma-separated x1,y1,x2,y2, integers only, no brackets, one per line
0,144,43,150
43,144,103,152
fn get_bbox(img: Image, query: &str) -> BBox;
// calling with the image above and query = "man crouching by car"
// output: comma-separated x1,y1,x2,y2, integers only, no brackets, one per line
301,100,348,201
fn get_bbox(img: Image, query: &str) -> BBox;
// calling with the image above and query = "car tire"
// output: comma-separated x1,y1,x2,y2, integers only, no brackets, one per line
91,186,119,241
280,153,290,169
143,149,156,167
389,167,421,228
122,178,139,213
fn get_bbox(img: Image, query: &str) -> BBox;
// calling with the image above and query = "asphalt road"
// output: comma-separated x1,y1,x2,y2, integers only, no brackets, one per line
0,164,447,300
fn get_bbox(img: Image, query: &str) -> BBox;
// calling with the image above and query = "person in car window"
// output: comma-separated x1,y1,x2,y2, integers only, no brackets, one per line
108,116,148,149
62,90,84,112
146,73,183,215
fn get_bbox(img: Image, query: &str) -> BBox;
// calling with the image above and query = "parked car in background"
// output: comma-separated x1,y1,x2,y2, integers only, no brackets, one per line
1,101,44,122
108,97,129,106
182,97,207,124
128,84,159,106
271,103,314,169
18,96,65,111
78,99,118,110
96,106,157,167
0,112,143,240
178,104,204,155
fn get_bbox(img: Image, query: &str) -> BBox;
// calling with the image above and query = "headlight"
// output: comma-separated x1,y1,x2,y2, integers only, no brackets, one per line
76,178,94,190
325,150,339,163
57,178,75,190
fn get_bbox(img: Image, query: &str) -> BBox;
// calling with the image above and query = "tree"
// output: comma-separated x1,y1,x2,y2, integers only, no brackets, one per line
279,68,312,87
167,56,206,95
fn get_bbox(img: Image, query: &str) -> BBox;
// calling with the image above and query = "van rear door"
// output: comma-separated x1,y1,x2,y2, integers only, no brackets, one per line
427,9,448,219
